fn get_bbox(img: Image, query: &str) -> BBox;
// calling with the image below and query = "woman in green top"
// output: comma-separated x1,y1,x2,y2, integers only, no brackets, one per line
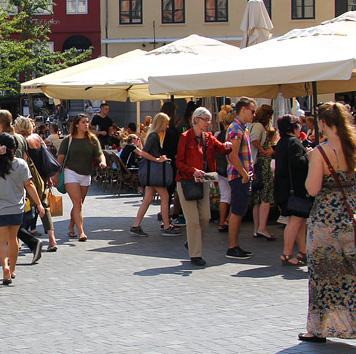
55,114,106,242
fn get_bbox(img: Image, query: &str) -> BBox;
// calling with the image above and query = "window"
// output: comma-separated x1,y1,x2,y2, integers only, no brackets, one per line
205,0,228,22
292,0,315,19
263,0,271,18
335,0,356,16
120,0,142,24
162,0,185,23
67,0,88,14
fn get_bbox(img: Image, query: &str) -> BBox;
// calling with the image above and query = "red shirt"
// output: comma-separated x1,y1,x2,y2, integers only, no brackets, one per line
176,128,229,181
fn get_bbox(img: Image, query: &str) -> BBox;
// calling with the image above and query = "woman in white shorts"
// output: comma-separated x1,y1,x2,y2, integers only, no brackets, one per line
54,114,106,242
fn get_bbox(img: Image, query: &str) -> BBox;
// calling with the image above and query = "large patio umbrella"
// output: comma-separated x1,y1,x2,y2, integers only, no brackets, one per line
148,11,356,99
240,0,273,48
23,35,241,102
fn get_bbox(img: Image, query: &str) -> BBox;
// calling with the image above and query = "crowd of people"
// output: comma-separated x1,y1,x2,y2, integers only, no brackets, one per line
0,97,355,342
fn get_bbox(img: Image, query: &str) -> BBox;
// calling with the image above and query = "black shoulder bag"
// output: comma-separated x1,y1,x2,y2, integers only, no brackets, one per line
180,133,206,201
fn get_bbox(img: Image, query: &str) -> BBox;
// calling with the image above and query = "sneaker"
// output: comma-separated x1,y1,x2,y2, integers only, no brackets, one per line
130,226,148,237
161,225,182,236
31,240,42,264
172,215,186,226
237,246,253,256
190,257,206,266
225,247,252,259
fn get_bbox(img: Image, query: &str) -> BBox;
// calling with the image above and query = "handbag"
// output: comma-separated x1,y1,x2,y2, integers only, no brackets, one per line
47,189,63,217
39,144,61,179
180,180,204,201
251,162,264,192
317,145,356,246
138,158,173,187
286,139,313,218
57,137,72,194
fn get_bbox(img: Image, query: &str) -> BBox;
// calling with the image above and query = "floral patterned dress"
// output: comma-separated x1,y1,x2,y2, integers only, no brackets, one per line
306,171,356,338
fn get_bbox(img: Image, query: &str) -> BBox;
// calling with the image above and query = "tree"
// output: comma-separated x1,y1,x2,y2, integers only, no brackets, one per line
0,0,92,95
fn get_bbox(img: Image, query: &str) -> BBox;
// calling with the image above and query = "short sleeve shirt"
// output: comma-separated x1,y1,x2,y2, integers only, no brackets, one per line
0,158,31,215
226,118,253,180
91,114,113,147
249,122,266,163
143,132,162,158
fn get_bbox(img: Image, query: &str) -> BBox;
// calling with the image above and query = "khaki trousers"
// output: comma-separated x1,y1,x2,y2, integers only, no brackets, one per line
177,182,211,258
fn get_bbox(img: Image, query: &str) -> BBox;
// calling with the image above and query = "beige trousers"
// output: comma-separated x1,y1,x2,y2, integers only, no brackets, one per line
177,182,211,258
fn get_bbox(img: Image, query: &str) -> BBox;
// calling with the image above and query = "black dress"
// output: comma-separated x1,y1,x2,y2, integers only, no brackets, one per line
274,135,310,217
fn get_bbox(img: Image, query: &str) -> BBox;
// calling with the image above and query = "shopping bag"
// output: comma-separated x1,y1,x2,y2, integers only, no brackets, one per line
48,189,63,217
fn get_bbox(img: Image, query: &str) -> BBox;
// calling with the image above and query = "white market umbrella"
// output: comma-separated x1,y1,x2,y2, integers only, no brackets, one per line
148,11,356,99
240,0,273,48
28,35,241,102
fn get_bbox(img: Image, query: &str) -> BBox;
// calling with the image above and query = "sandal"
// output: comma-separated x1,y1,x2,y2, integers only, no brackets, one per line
47,244,58,252
297,252,307,264
218,224,228,233
280,255,300,266
298,333,326,343
78,235,87,242
68,232,77,239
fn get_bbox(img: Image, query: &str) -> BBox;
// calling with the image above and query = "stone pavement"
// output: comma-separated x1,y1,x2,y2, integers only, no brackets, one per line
1,186,355,354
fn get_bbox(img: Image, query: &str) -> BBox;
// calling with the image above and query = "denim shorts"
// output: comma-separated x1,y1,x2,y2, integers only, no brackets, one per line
229,178,250,216
0,213,23,227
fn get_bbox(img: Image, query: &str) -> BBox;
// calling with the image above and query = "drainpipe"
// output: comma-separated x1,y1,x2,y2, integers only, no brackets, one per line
105,0,108,56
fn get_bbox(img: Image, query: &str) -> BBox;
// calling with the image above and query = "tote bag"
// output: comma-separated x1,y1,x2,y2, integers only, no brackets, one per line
138,159,173,187
48,189,63,217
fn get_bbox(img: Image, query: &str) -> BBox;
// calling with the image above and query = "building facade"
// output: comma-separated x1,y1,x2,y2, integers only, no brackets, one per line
101,0,354,56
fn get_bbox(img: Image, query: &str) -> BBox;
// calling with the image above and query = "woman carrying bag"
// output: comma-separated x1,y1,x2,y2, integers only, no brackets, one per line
176,107,232,266
131,113,182,237
54,114,106,242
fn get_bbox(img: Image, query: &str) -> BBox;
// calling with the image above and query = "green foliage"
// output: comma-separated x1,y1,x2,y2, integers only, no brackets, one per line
0,0,92,95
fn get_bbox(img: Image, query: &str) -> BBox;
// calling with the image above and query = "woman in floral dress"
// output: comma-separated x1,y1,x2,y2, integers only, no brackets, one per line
300,102,356,342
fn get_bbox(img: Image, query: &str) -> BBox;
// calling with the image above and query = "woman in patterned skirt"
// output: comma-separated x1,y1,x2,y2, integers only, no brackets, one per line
300,102,356,342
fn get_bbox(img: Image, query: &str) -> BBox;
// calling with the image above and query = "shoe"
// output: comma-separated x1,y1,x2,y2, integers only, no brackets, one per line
237,246,253,256
161,225,182,236
130,226,148,237
225,247,251,259
297,252,307,264
47,244,58,252
11,273,16,279
171,215,186,226
280,255,301,266
78,235,88,242
218,224,228,233
298,333,326,343
190,257,206,266
2,278,12,286
256,232,276,241
32,240,42,264
68,232,77,239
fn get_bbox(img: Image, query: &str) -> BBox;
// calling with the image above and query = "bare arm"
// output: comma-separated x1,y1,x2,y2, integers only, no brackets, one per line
98,153,107,169
305,149,324,196
135,148,168,162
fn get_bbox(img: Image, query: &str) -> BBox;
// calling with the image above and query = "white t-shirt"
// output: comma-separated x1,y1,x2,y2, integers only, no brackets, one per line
46,134,62,152
0,158,31,215
249,122,266,164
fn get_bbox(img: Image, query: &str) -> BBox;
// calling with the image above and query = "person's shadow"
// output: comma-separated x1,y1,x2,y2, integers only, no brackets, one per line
276,341,356,354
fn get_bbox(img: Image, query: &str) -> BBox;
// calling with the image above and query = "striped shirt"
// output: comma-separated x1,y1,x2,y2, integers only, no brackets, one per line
226,117,253,180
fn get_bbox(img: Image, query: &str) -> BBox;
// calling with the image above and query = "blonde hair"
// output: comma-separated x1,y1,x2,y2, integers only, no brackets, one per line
146,113,170,142
14,116,33,137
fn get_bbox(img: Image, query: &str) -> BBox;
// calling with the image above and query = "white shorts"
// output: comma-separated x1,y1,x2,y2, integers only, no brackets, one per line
64,168,91,187
218,175,231,204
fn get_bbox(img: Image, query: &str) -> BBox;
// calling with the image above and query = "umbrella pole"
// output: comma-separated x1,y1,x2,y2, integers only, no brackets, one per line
312,81,319,145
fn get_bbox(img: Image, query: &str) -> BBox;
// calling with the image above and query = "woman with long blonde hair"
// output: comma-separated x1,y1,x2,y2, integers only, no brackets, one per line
130,113,181,236
54,114,106,242
300,102,356,342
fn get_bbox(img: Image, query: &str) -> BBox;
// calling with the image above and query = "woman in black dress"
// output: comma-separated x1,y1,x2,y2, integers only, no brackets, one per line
274,115,312,266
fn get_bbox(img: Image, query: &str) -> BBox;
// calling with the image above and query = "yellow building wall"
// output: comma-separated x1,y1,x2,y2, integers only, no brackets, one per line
101,0,337,56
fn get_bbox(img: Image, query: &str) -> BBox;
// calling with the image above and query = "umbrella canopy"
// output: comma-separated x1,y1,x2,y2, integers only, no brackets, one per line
149,11,356,99
23,35,241,102
21,56,111,94
240,0,273,48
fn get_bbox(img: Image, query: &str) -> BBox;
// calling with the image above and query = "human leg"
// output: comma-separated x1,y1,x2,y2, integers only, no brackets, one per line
0,226,11,282
132,186,155,227
7,225,20,276
252,204,260,236
66,183,86,239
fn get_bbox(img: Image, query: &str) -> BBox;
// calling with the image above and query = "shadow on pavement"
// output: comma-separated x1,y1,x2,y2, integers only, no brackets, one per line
275,341,356,354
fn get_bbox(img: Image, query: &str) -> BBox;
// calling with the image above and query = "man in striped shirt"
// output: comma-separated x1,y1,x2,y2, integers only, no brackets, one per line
226,97,256,259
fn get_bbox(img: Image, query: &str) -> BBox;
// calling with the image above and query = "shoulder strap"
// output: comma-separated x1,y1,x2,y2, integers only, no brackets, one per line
62,136,72,168
287,138,295,195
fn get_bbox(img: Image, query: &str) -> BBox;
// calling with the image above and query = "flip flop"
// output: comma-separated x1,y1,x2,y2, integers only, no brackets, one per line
78,235,87,242
68,232,77,239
